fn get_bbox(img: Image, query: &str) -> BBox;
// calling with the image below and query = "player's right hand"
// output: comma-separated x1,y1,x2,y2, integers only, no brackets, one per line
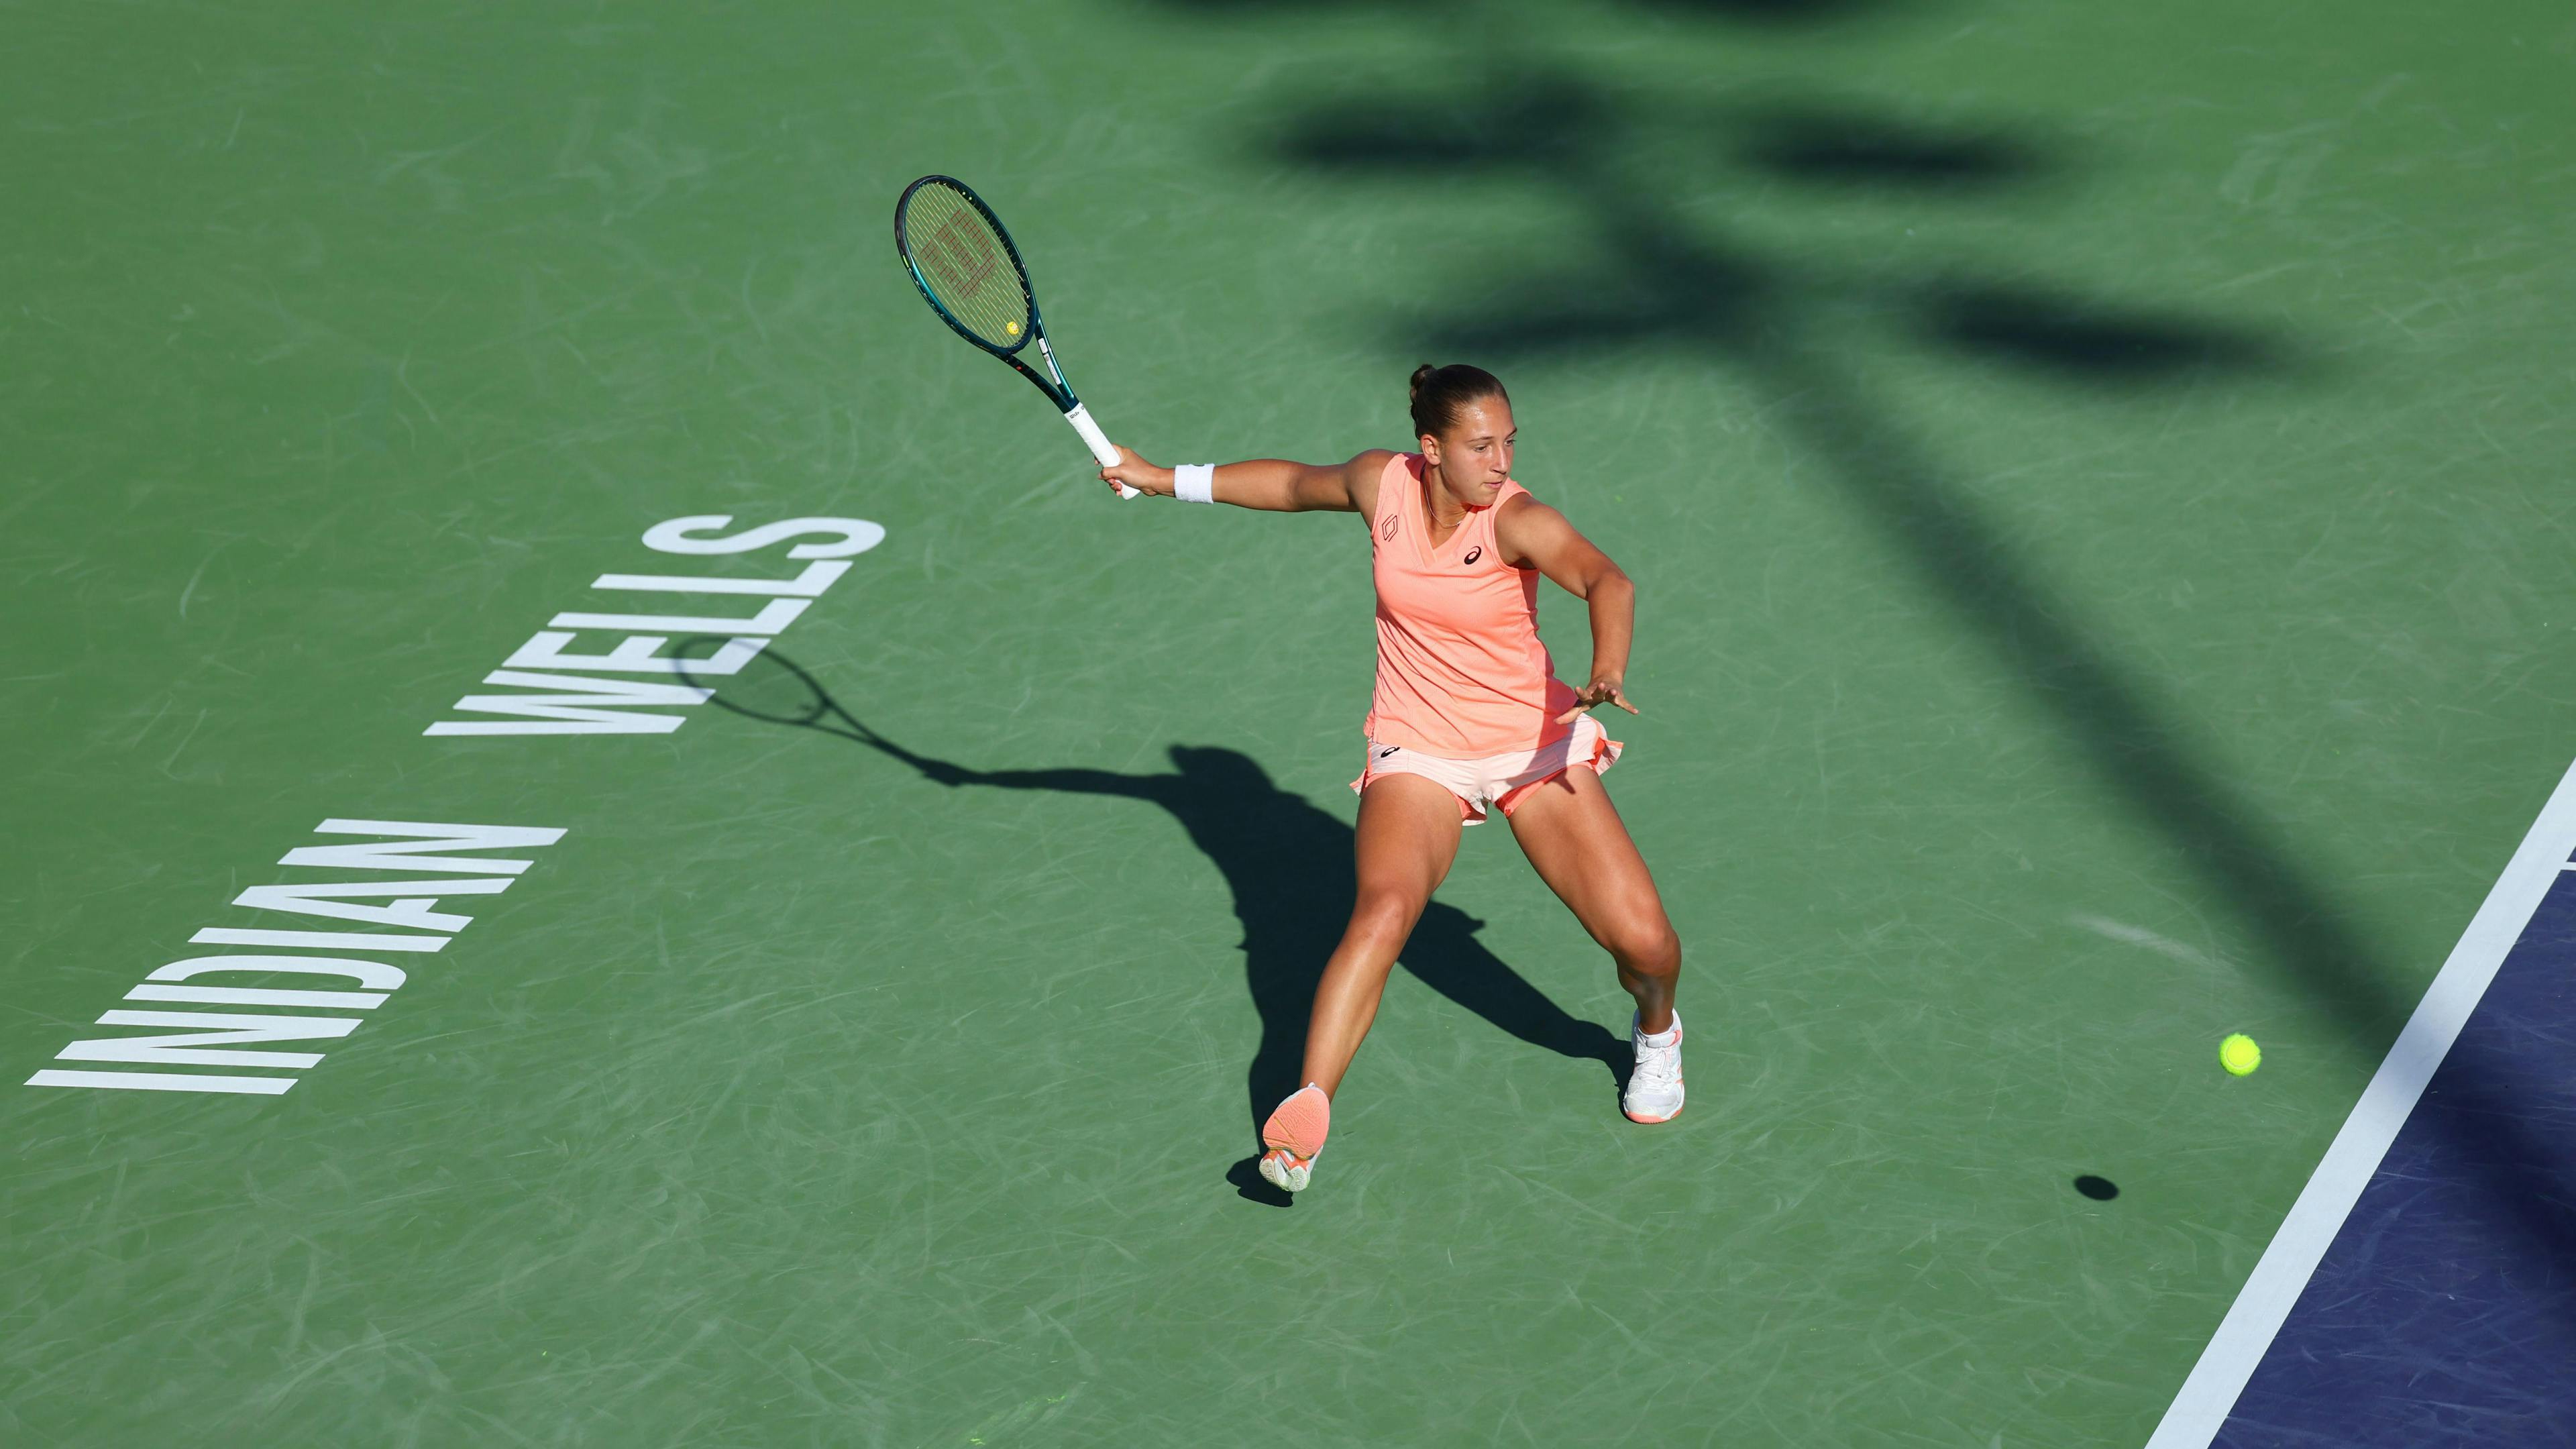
1099,445,1172,498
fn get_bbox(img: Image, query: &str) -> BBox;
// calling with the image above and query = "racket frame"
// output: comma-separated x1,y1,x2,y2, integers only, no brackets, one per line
894,175,1136,496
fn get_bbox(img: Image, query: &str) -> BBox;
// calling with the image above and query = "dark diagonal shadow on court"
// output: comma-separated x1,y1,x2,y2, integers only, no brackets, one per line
684,646,1626,1208
1154,1,2576,1274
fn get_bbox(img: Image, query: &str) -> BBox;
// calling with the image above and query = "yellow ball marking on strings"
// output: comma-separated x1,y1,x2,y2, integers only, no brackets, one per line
1005,319,1021,337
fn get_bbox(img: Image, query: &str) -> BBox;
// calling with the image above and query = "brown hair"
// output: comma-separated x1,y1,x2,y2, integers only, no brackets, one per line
1407,363,1509,441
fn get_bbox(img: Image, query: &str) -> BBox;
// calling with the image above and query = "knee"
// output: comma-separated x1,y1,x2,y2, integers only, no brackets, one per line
1347,890,1424,951
1607,917,1682,979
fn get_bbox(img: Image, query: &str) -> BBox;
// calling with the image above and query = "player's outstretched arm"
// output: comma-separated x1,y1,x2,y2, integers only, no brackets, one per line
1099,446,1392,514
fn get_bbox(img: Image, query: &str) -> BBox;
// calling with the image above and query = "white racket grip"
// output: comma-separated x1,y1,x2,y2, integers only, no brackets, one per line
1065,403,1140,499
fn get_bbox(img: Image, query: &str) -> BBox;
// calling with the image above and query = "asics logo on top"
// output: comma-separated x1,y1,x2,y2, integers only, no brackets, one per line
1462,545,1483,566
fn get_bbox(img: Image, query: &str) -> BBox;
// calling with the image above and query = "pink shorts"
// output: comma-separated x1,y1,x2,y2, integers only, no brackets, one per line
1349,713,1623,826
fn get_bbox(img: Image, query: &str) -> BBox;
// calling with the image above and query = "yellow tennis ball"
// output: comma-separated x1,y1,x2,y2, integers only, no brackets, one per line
2220,1033,2261,1076
1005,319,1021,336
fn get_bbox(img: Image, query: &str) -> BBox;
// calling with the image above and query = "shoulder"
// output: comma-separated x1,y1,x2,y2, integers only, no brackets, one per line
1495,488,1562,537
1345,449,1405,520
1495,489,1572,566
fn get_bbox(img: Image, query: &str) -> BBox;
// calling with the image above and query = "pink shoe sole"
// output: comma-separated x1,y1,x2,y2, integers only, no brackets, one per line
1260,1085,1330,1191
1261,1084,1331,1159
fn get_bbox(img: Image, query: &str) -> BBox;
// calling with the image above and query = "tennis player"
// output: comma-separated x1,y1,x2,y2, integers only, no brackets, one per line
1098,364,1684,1194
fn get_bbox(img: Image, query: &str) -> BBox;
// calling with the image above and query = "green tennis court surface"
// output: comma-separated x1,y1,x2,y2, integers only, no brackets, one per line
7,2,2571,1444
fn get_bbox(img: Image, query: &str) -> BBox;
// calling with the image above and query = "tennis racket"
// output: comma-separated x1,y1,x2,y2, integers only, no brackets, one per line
895,175,1138,499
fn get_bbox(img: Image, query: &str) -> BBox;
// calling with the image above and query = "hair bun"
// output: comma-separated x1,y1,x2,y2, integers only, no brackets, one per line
1407,362,1509,442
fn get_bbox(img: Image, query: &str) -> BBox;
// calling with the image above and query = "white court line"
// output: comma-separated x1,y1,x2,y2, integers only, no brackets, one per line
2144,755,2576,1448
25,1069,297,1095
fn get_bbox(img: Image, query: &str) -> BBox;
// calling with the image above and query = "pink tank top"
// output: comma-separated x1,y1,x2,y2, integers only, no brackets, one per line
1364,453,1580,757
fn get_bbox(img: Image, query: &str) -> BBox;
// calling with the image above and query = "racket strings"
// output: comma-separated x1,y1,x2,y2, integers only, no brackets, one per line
900,183,1030,349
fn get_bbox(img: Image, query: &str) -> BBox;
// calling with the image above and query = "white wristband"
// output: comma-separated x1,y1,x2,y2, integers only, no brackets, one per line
1173,463,1216,504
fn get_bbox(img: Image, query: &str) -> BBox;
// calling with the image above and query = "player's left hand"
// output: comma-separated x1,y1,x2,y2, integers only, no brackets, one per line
1556,675,1639,723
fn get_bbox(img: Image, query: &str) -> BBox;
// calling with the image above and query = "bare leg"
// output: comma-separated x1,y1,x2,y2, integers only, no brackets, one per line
1502,765,1682,1034
1296,773,1464,1096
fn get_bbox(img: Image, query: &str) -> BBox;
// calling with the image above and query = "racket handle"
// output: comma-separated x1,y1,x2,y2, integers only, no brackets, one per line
1065,404,1140,500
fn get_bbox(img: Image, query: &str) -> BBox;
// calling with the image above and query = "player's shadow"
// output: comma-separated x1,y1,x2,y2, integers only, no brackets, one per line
686,647,1627,1207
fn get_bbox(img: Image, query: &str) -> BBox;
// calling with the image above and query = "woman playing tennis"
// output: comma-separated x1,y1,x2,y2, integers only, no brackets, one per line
1099,364,1684,1194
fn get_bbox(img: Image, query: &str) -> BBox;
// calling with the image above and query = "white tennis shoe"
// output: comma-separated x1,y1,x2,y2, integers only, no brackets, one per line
1623,1011,1684,1124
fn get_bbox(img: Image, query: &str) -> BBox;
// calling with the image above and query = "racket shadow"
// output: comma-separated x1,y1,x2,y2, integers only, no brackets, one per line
684,644,1629,1206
